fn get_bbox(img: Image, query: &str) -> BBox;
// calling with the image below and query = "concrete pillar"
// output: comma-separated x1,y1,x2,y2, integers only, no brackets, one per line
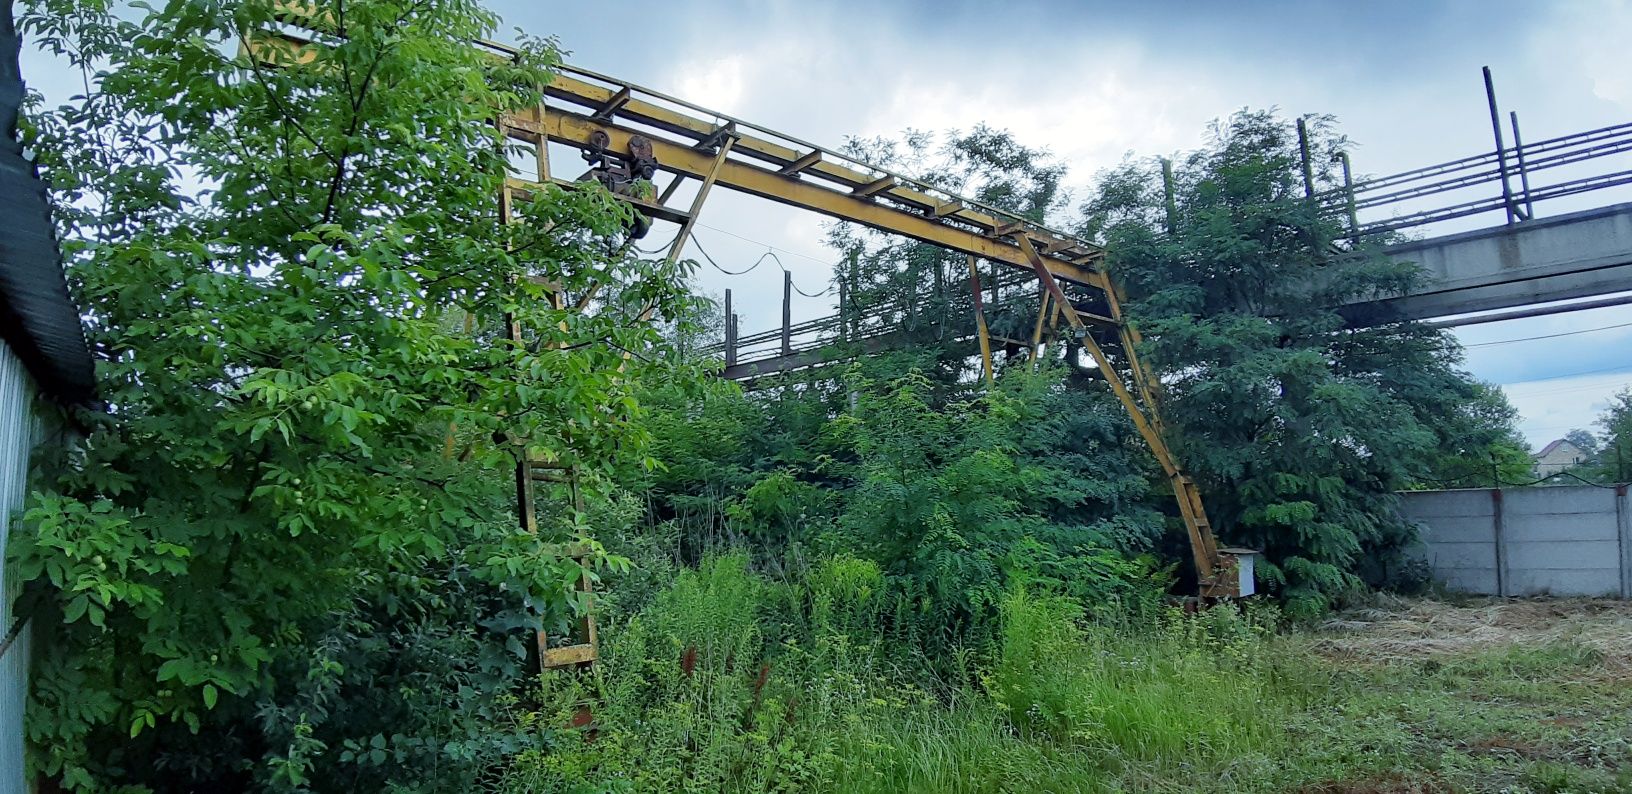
1618,484,1630,599
1491,488,1508,597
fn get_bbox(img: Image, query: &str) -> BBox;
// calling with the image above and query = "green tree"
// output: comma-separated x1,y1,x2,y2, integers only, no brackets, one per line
1416,381,1535,488
1591,390,1632,482
1084,110,1490,615
822,369,1163,643
825,126,1070,384
11,0,700,788
1564,427,1602,459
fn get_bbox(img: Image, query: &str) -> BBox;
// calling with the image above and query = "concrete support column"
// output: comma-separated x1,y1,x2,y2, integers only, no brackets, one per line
1491,488,1508,598
1618,484,1630,599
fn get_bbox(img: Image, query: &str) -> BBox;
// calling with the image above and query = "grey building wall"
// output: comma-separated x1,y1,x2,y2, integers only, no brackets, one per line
0,344,37,794
1399,485,1631,598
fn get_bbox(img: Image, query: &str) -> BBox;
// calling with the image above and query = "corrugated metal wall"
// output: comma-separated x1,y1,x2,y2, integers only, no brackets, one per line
0,342,38,794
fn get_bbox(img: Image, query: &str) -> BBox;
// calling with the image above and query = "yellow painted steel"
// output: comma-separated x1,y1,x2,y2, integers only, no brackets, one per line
250,11,1229,596
1030,287,1051,371
245,27,1103,287
500,106,1105,289
665,131,738,263
967,255,995,386
1103,277,1165,437
532,71,1096,252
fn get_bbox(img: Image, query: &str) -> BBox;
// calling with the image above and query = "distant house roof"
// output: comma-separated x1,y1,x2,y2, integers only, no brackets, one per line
1534,438,1582,460
0,4,94,403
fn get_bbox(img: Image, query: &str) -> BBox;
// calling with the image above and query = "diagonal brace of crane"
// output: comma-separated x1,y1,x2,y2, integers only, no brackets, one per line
1012,235,1242,598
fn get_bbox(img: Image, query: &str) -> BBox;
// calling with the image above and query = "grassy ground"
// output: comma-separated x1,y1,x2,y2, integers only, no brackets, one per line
501,583,1632,793
824,597,1632,794
1279,596,1632,794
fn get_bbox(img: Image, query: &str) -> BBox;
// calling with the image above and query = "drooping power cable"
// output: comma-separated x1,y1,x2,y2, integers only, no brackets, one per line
688,230,834,297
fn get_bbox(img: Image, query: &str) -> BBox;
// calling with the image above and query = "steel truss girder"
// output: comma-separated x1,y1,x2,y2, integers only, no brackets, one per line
499,106,1105,290
530,72,1100,249
245,24,1103,286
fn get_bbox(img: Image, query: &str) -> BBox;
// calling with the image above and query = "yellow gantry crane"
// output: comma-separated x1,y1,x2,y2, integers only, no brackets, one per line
251,10,1253,676
500,62,1251,598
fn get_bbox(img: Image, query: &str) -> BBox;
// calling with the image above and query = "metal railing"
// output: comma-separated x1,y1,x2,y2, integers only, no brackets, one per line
1315,67,1632,238
1323,120,1632,237
702,267,1048,371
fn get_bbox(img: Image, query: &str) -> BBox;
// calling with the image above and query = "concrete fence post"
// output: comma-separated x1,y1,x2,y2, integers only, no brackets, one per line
1618,484,1630,599
1491,488,1507,597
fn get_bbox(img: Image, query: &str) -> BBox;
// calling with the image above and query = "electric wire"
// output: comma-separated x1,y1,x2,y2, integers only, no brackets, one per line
688,230,834,297
632,229,684,256
1462,319,1632,348
1412,469,1622,490
1500,363,1632,391
1502,378,1632,399
1524,420,1614,434
688,232,773,275
693,221,843,270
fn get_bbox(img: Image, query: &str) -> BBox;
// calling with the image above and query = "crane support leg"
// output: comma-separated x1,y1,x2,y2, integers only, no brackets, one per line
1030,286,1051,371
966,255,995,386
665,127,738,263
1012,235,1234,597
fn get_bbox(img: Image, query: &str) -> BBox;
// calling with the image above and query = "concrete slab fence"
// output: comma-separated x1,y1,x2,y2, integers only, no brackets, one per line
1398,484,1632,598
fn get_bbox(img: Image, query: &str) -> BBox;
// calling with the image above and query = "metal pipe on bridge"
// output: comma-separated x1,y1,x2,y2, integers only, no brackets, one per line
1511,111,1535,220
724,288,737,367
1483,66,1519,225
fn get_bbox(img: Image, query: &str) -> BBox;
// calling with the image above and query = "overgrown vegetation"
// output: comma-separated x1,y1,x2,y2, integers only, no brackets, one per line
9,1,1601,792
1083,112,1515,614
498,560,1632,793
15,0,698,788
1557,388,1632,483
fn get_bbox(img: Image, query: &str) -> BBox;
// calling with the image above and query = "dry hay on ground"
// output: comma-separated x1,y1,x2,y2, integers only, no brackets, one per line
1312,595,1632,668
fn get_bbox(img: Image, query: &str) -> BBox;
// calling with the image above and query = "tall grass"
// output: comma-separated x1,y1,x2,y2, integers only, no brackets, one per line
498,556,1318,793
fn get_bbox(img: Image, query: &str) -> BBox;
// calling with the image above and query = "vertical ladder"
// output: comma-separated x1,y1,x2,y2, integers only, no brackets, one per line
499,119,601,671
527,462,599,670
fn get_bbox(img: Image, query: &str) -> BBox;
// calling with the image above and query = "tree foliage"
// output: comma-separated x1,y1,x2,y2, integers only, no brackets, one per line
5,2,1559,787
1084,110,1501,614
824,127,1071,381
628,362,1166,658
1415,381,1535,488
11,0,700,788
1588,389,1632,483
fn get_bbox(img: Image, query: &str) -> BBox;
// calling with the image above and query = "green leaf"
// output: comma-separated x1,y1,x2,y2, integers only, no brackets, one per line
63,595,89,624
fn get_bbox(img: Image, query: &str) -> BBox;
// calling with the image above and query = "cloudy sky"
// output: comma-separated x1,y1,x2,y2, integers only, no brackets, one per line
21,0,1632,448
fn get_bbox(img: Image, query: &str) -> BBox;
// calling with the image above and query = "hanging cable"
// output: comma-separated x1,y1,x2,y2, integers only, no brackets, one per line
632,229,684,256
1411,468,1621,490
689,232,772,275
1500,363,1632,392
759,251,834,297
693,221,843,270
1463,319,1632,348
687,230,834,296
1501,379,1632,400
